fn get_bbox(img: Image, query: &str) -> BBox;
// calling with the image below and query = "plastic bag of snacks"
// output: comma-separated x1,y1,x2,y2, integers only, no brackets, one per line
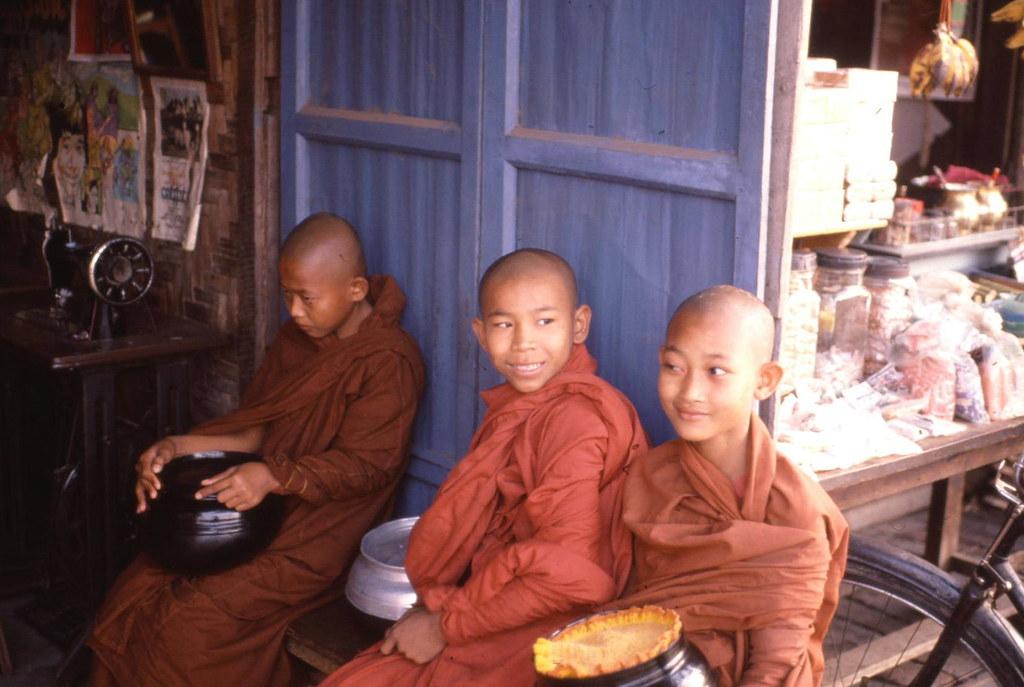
953,352,989,423
976,344,1015,419
892,320,957,421
976,332,1024,420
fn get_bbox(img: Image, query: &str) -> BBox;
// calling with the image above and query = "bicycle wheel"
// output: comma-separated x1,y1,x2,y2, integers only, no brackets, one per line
824,536,1024,686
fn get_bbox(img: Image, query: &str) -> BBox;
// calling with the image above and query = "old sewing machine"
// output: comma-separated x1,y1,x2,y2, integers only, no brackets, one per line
0,224,225,640
17,222,156,340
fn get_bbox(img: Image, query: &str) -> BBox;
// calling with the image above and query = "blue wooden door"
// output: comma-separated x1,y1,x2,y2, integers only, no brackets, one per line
281,0,778,513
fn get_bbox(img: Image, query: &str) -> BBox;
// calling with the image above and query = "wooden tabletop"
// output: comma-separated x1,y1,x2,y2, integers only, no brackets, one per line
817,417,1024,509
0,289,228,371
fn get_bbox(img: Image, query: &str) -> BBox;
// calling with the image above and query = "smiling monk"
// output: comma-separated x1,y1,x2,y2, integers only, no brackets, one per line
613,286,848,686
318,248,648,687
87,213,425,687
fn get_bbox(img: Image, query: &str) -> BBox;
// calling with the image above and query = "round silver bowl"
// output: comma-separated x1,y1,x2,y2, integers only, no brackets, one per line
345,516,419,621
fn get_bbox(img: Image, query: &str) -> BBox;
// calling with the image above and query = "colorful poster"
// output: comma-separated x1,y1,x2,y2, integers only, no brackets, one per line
68,0,132,63
151,76,208,250
49,63,146,237
0,7,72,217
0,32,145,238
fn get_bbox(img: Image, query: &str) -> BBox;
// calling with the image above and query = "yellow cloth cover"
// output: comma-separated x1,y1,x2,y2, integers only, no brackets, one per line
534,606,681,679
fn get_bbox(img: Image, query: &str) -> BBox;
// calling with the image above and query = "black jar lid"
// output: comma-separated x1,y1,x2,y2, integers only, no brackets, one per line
865,256,910,280
815,248,868,271
791,250,817,272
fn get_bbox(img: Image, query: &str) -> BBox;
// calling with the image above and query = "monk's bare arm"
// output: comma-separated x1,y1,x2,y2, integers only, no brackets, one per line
427,399,617,644
262,352,420,503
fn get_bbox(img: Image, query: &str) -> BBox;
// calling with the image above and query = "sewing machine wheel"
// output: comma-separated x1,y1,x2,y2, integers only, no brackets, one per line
87,237,154,305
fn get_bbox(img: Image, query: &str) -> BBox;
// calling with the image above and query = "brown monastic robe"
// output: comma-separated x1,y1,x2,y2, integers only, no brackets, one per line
88,275,425,687
616,414,849,687
319,345,648,687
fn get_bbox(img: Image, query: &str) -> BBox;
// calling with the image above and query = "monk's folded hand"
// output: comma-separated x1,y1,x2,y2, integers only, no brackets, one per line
196,462,281,511
135,437,178,513
379,608,446,664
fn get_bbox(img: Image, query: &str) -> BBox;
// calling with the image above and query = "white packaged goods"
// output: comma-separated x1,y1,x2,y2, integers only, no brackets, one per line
847,159,898,184
810,67,899,100
791,62,899,233
846,181,897,204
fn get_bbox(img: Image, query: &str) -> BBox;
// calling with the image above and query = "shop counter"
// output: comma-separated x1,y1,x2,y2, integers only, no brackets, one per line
817,416,1024,570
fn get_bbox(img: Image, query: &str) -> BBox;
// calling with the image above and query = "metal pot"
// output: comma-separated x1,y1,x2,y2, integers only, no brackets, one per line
345,516,419,621
941,183,981,235
140,451,285,576
976,182,1008,231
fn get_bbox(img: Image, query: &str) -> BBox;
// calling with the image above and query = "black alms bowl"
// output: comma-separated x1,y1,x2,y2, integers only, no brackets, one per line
139,451,285,576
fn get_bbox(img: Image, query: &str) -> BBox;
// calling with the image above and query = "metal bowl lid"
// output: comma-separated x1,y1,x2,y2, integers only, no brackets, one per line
815,247,868,271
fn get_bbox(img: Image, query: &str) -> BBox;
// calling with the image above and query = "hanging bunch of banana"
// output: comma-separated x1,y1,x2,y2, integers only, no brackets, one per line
992,0,1024,57
909,0,979,97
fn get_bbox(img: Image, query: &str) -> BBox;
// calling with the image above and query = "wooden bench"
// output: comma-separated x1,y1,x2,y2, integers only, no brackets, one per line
285,596,385,680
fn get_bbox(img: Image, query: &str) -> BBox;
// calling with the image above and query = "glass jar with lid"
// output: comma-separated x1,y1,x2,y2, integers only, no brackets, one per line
778,250,820,390
814,248,871,389
863,257,914,376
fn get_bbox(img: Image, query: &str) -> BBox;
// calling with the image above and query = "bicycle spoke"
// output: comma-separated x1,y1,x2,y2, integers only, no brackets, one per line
824,538,1024,687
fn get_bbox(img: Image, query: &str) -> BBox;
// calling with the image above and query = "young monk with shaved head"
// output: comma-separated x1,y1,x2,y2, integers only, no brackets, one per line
88,213,425,687
319,248,648,687
614,285,848,686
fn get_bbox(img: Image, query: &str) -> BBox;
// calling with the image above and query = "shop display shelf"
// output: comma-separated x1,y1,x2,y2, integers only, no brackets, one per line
792,220,888,239
859,226,1021,259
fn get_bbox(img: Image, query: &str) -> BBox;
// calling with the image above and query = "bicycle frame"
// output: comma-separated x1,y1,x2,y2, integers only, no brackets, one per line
909,456,1024,687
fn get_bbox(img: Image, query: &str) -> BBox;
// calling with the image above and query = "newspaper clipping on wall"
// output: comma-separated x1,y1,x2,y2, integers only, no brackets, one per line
151,76,208,250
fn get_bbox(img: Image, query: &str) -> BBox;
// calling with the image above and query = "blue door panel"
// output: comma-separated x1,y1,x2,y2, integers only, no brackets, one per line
515,171,735,443
518,0,744,153
303,143,477,473
308,0,465,121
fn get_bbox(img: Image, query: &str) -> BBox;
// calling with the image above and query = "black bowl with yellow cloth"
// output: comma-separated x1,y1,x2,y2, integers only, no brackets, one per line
533,606,716,687
139,451,285,576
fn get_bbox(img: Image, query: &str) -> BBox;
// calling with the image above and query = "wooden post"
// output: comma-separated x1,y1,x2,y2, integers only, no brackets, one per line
924,472,966,569
763,0,813,427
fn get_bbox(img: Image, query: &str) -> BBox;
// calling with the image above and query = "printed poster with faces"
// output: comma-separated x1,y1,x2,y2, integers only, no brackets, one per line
53,63,146,238
151,76,208,250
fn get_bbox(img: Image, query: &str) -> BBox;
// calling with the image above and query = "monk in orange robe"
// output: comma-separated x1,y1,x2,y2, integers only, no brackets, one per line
614,286,849,686
319,249,649,687
87,213,426,687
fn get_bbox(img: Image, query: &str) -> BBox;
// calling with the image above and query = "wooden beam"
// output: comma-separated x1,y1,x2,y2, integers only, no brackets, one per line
296,106,462,158
504,127,738,198
763,0,812,430
818,418,1024,509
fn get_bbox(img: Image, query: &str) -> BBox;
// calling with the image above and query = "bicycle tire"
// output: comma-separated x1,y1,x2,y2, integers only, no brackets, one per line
824,536,1024,686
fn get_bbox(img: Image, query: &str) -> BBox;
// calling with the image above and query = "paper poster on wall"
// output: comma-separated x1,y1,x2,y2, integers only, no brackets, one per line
51,63,146,237
151,76,208,250
68,0,132,62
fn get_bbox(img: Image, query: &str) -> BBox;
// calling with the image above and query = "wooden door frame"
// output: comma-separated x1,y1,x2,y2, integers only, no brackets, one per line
244,0,280,375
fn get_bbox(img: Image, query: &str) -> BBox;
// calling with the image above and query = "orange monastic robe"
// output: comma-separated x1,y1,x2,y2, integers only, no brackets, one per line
88,276,425,687
320,345,648,687
616,414,849,687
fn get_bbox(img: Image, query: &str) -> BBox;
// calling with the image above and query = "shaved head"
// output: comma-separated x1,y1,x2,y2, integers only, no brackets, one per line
478,248,578,312
670,285,776,363
281,212,367,279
